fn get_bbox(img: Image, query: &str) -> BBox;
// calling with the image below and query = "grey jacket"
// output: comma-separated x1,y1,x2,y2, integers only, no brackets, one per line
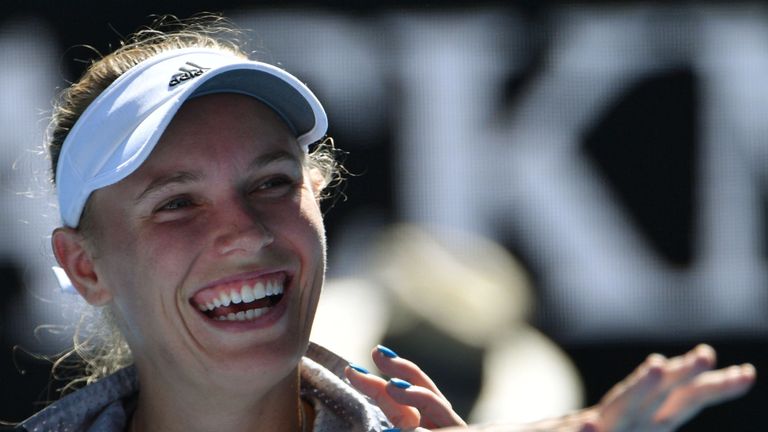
18,343,391,432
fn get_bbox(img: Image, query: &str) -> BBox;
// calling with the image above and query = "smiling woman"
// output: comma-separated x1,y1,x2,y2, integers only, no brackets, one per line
16,12,757,432
64,92,331,430
28,14,402,432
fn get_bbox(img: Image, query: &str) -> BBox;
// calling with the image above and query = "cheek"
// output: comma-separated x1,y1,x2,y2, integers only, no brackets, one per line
298,193,327,264
94,226,201,355
88,230,150,347
89,194,193,298
96,220,195,314
90,221,140,295
293,196,326,339
285,191,326,283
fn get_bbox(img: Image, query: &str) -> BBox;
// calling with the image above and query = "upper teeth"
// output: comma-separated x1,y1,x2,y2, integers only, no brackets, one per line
198,280,284,312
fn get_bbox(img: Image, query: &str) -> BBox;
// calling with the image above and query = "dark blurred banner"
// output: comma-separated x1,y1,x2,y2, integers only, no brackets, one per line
0,2,765,430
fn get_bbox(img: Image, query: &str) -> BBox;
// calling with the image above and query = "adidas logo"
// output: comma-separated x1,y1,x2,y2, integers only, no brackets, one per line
169,62,211,87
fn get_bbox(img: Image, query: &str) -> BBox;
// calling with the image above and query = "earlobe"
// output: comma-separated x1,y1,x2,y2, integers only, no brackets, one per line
51,227,112,306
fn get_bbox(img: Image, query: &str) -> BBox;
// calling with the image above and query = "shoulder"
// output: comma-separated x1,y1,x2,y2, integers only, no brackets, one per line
17,365,138,432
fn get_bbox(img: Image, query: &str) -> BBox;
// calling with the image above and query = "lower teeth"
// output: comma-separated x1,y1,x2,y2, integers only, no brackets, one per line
214,307,269,321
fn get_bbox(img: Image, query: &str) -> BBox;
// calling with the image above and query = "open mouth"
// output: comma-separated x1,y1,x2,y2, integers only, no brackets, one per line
192,274,287,322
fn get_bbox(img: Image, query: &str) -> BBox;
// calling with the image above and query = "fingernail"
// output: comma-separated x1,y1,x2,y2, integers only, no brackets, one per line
742,363,757,377
348,363,369,374
389,377,412,389
383,429,402,432
377,344,398,358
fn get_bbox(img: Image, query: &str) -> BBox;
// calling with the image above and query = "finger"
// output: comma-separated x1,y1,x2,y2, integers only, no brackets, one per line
345,364,421,429
602,345,714,423
372,345,446,399
386,378,467,429
633,345,717,420
593,353,667,431
599,351,670,408
653,363,756,428
658,344,716,390
602,344,714,405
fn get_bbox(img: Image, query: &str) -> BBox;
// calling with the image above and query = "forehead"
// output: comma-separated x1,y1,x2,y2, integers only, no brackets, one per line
138,93,302,172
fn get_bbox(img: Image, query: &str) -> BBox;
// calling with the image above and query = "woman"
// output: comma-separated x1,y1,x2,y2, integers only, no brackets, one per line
19,15,754,432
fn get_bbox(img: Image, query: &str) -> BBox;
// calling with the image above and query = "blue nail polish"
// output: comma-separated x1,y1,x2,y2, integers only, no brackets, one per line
377,344,398,358
349,363,369,374
383,428,402,432
389,378,411,389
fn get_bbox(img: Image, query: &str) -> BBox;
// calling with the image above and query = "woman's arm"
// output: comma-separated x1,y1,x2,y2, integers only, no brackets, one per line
347,344,755,432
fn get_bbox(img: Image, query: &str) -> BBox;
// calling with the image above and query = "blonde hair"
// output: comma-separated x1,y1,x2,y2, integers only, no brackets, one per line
48,14,341,391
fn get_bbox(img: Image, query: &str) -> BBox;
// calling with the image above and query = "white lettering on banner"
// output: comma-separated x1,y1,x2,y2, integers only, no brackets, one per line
391,7,768,340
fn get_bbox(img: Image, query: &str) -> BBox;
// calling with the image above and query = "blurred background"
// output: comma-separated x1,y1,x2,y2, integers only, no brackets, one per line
1,1,766,430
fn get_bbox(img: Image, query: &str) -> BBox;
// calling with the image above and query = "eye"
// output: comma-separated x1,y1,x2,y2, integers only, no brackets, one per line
254,176,296,195
157,196,195,212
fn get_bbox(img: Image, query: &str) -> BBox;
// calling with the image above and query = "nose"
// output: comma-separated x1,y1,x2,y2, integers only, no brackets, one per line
213,199,274,256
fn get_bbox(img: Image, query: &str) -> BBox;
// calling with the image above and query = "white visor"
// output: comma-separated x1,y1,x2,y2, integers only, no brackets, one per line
56,47,328,228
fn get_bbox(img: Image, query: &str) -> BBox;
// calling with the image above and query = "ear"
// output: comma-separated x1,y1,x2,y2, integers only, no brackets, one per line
308,167,328,197
51,227,112,306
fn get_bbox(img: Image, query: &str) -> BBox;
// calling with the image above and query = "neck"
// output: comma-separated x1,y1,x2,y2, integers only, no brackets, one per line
130,363,305,432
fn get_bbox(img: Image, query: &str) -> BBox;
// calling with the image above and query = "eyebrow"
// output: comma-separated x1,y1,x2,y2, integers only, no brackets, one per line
248,149,302,170
133,150,302,204
134,171,202,203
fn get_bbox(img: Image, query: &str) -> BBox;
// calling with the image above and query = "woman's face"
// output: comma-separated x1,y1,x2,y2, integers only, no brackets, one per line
85,94,326,388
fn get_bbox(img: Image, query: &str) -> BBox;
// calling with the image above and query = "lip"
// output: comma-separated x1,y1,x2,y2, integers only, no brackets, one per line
192,269,291,297
189,270,293,332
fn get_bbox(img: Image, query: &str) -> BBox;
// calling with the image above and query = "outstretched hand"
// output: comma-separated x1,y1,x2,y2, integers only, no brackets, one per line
348,344,755,432
345,345,467,430
571,344,756,432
